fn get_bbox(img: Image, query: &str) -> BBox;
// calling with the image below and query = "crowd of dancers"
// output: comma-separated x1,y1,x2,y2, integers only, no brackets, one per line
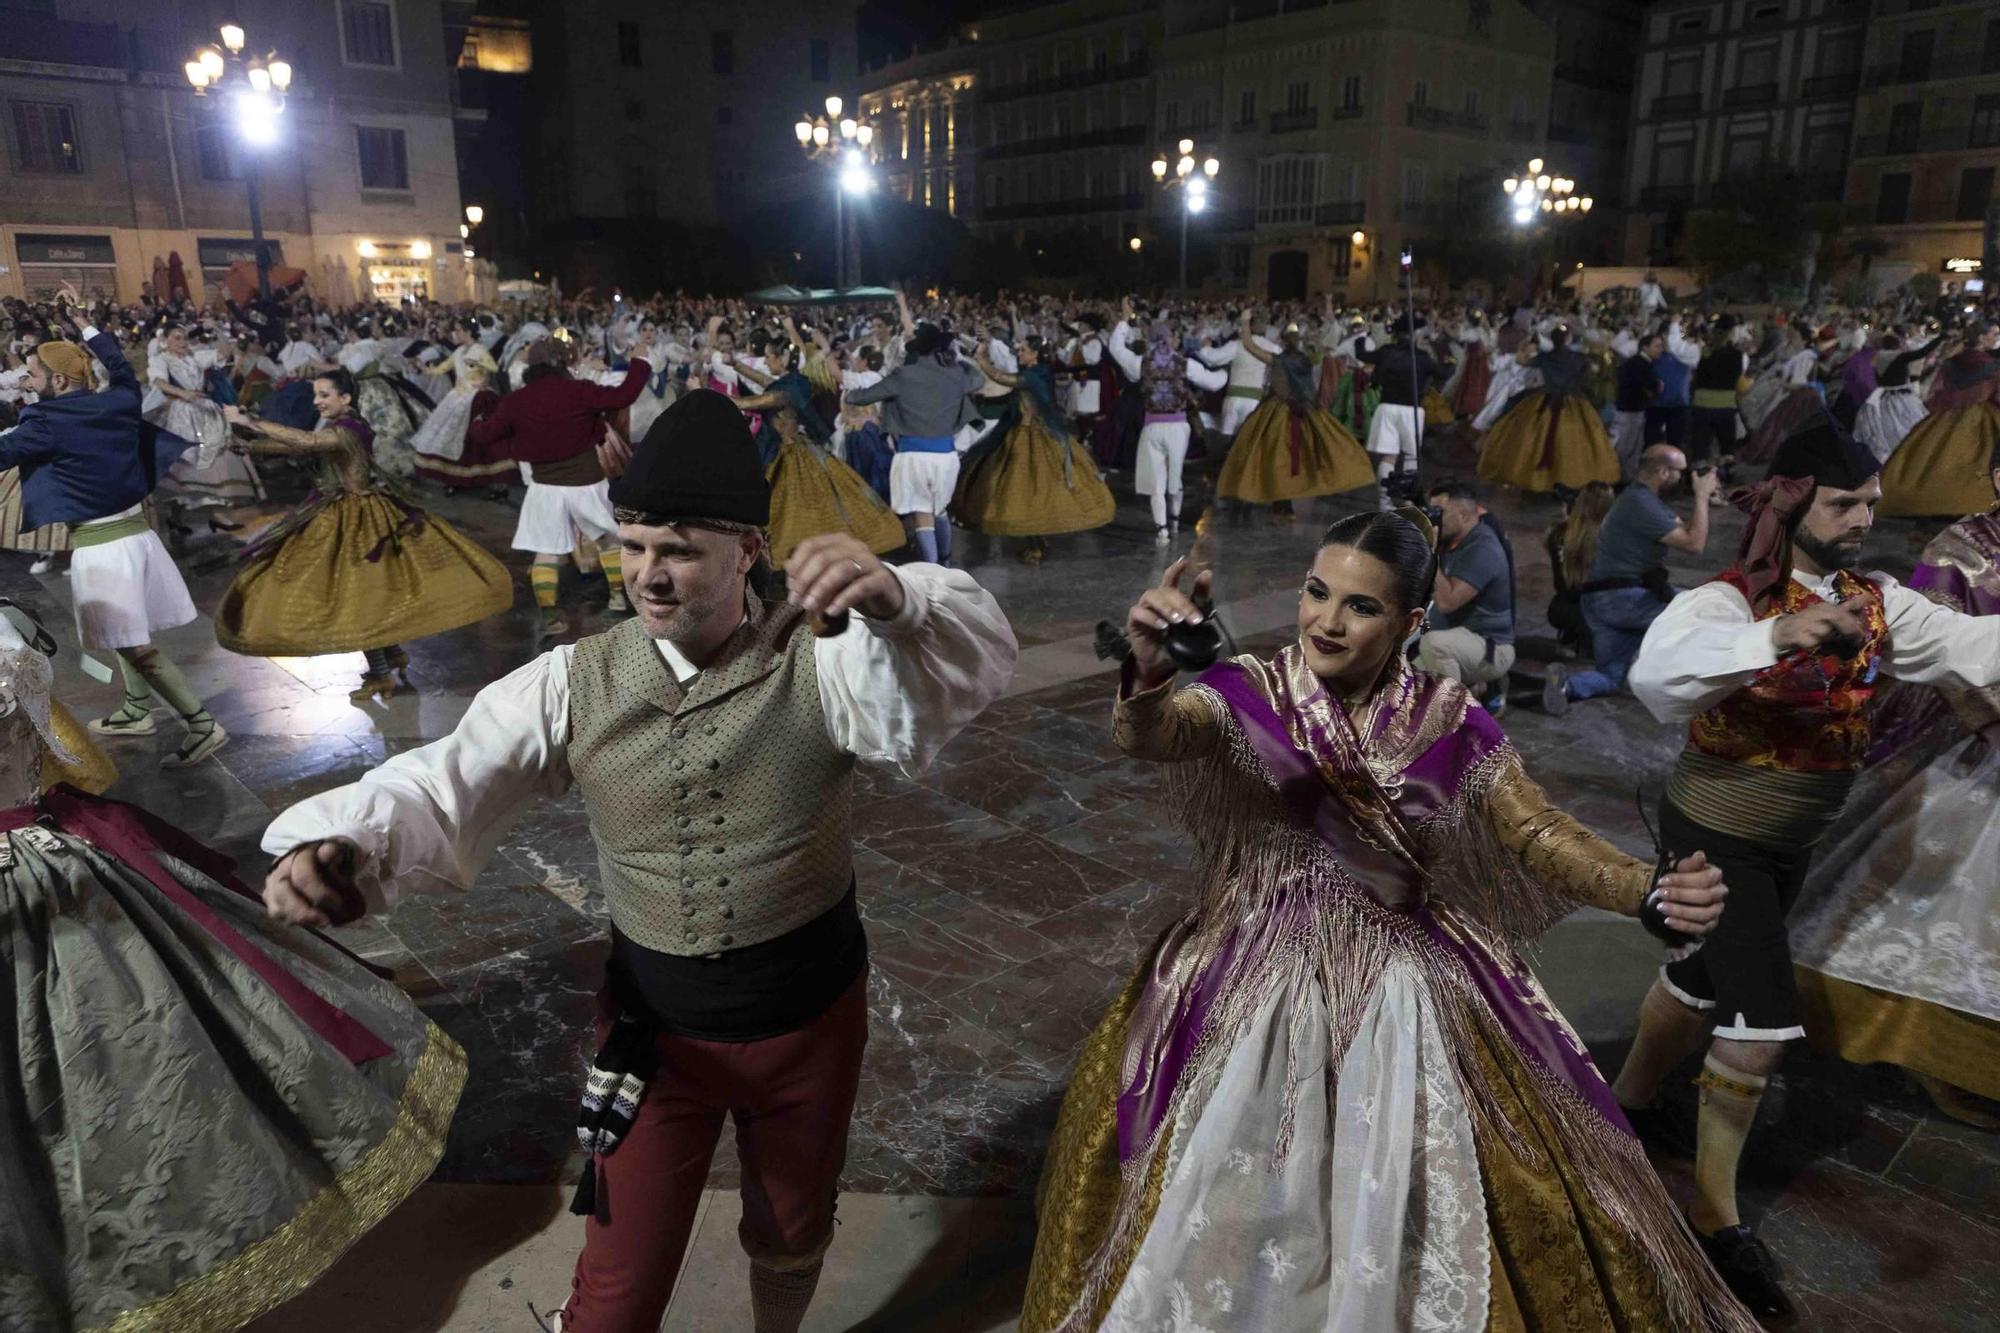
0,269,1996,1332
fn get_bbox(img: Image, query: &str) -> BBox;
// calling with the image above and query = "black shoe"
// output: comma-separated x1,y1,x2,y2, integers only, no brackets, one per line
1695,1222,1797,1323
1621,1099,1695,1160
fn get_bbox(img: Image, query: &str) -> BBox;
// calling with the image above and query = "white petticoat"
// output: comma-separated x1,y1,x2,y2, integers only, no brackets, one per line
1103,959,1490,1333
889,451,960,515
409,387,478,461
511,476,618,554
70,530,198,650
1852,386,1929,464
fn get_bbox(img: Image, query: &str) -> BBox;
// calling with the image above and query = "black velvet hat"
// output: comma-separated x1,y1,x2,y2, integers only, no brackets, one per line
608,388,770,525
1770,412,1880,491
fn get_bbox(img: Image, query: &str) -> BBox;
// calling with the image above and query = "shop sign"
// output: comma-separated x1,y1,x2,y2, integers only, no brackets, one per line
16,233,114,265
197,237,285,267
1942,256,1983,274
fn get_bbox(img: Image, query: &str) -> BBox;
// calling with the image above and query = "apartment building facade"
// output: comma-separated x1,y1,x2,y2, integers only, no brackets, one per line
856,46,977,224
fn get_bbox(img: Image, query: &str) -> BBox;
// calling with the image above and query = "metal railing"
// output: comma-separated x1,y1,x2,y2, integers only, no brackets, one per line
1722,82,1778,107
981,192,1146,222
1269,107,1320,133
1314,201,1366,225
1800,70,1859,99
980,56,1151,104
980,124,1148,160
1648,92,1703,118
1862,50,2000,88
1845,195,1987,225
1853,125,2000,156
1406,104,1490,134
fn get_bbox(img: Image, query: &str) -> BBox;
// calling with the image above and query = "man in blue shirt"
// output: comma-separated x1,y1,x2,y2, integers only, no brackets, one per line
0,286,224,766
1544,444,1717,712
1417,479,1516,711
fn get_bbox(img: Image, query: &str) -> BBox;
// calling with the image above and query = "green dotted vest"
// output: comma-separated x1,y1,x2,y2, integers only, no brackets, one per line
567,599,855,956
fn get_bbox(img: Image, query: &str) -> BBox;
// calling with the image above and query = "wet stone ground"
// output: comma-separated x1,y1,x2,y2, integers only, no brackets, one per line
18,425,1990,1331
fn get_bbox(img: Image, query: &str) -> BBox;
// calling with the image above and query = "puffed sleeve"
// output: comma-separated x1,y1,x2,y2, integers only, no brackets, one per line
1486,757,1652,914
1111,660,1221,763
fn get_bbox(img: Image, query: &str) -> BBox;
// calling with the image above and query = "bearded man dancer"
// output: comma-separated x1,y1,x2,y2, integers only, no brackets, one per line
1615,418,2000,1321
258,390,1017,1332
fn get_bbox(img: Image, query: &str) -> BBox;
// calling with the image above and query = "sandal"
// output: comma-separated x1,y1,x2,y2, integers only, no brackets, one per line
162,715,228,769
89,697,156,737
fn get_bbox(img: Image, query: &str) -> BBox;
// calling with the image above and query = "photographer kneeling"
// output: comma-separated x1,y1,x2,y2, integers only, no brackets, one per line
1546,444,1717,712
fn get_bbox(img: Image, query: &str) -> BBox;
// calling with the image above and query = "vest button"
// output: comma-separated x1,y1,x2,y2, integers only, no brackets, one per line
717,877,729,887
713,845,725,853
682,876,693,888
704,725,716,736
708,789,722,799
721,905,734,918
679,843,692,856
683,901,697,916
673,727,688,740
718,934,734,947
710,813,724,825
672,759,685,771
708,759,720,770
685,929,699,943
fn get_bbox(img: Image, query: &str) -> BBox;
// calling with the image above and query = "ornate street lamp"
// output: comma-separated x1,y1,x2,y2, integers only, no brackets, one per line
1154,139,1220,290
187,23,291,299
796,95,875,288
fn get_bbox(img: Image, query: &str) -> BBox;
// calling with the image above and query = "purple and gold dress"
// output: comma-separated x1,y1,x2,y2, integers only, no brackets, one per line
1022,648,1758,1332
1789,509,2000,1100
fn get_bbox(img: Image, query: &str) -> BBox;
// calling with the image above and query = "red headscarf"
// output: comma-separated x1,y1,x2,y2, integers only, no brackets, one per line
1729,475,1817,616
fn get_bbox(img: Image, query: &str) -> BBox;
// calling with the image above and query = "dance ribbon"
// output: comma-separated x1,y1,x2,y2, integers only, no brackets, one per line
1730,474,1817,616
1537,392,1566,470
10,788,393,1065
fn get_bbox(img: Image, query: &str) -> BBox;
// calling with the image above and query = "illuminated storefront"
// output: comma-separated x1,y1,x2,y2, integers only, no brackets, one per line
358,240,435,301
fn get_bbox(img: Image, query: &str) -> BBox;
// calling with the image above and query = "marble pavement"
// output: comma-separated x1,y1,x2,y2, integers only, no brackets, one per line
17,431,1993,1332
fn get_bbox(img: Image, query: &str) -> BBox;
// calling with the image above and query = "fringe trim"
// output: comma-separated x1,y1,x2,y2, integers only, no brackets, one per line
1413,742,1582,946
1050,706,1758,1333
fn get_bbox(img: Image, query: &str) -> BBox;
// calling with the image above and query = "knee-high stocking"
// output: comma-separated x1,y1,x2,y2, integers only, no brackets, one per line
1689,1053,1768,1234
118,645,204,721
749,1259,823,1333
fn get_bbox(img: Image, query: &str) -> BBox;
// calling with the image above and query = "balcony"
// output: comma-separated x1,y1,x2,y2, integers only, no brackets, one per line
1406,104,1491,135
1649,92,1703,118
981,55,1150,104
1315,201,1366,226
1853,126,2000,156
1844,195,1989,227
1396,201,1455,225
1722,83,1778,107
1269,107,1320,133
983,192,1146,222
1331,104,1366,121
1638,183,1698,209
1862,50,2000,89
981,124,1149,160
1800,70,1859,99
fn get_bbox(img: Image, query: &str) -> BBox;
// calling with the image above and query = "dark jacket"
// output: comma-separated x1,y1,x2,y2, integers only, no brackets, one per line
0,327,189,529
1615,354,1661,413
842,356,985,437
1357,340,1446,407
465,359,650,466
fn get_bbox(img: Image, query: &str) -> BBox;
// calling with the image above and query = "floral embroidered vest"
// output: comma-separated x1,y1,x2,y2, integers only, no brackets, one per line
1141,342,1191,415
1688,568,1889,772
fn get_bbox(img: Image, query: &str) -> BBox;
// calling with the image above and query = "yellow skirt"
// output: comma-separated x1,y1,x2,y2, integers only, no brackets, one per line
1022,963,1748,1332
1877,402,2000,518
1216,397,1375,503
1796,966,2000,1102
953,418,1115,537
1423,387,1455,426
765,439,906,566
0,468,69,553
44,700,117,795
1477,392,1621,493
216,492,515,656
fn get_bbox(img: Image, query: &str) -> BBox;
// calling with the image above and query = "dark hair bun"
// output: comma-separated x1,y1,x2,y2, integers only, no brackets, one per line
1317,511,1438,615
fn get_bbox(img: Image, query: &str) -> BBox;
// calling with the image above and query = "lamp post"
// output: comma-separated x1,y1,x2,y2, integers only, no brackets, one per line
186,23,291,300
1152,139,1220,291
1501,157,1592,298
795,96,874,290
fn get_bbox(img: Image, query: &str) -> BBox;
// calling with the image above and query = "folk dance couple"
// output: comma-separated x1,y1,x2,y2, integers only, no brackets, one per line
268,424,1743,1332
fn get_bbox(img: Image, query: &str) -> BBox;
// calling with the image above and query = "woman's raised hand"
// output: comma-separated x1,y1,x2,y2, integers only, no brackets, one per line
1126,556,1213,691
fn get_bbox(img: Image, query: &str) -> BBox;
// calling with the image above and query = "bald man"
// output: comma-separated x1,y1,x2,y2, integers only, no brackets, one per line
1546,445,1720,712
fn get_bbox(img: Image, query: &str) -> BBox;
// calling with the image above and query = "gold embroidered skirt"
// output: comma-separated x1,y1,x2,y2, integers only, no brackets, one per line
952,418,1116,537
765,438,907,565
216,491,515,656
43,699,116,795
1477,392,1621,493
1877,403,2000,519
0,468,69,553
1216,398,1375,503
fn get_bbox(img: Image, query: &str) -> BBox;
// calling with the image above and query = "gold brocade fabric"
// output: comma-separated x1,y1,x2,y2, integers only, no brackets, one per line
1215,397,1375,503
1878,402,2000,519
1476,393,1621,493
1796,967,2000,1102
43,699,116,795
1019,960,1170,1333
952,417,1115,537
99,1024,466,1333
1470,1017,1701,1333
215,492,514,656
1487,763,1651,915
764,438,905,566
0,467,69,553
1423,388,1455,426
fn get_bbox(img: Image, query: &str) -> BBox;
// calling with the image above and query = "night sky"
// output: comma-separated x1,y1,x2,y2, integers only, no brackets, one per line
857,0,990,67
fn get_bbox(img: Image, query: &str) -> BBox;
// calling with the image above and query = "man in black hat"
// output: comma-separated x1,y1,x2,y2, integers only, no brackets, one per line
1612,416,2000,1319
256,389,1018,1333
1358,313,1450,507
